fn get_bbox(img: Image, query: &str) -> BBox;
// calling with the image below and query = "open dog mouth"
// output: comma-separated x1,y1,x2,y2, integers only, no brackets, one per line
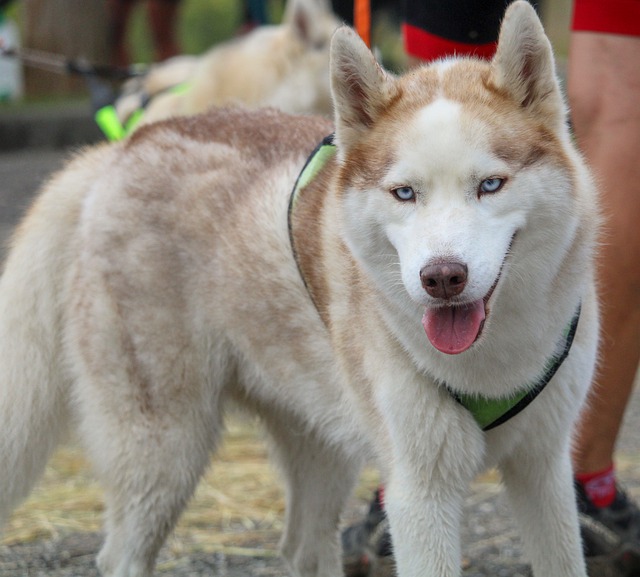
422,235,516,355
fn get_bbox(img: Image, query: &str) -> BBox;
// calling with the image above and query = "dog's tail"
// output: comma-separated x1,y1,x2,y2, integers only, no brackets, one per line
0,147,105,526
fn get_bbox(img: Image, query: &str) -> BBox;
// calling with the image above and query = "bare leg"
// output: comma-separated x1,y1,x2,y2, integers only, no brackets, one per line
568,32,640,475
107,0,137,67
147,0,181,62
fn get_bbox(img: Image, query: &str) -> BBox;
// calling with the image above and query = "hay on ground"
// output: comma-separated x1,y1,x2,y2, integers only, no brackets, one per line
2,416,380,557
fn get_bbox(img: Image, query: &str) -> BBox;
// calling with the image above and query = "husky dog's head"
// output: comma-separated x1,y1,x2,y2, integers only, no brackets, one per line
329,2,585,356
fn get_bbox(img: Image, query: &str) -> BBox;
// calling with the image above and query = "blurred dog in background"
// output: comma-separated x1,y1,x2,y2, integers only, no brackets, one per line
115,0,339,130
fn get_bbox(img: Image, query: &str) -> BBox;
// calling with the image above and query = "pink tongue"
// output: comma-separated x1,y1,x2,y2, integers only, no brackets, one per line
422,300,486,355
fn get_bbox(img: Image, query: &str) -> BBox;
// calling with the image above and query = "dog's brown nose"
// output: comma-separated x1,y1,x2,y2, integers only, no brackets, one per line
420,262,468,299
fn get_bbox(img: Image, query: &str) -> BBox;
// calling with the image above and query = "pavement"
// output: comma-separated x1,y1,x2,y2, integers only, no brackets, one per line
0,102,639,576
0,101,102,153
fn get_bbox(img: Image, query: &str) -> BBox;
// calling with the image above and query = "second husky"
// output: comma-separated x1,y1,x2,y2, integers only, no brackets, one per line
115,0,339,130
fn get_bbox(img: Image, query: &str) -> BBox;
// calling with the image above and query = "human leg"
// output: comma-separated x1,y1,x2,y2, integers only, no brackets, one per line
147,0,181,62
568,30,640,480
107,0,138,67
568,29,640,566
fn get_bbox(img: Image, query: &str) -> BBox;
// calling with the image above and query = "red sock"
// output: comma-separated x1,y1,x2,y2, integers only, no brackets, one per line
575,464,617,508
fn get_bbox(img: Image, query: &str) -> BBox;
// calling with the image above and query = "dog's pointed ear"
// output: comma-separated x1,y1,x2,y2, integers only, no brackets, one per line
330,27,395,154
285,0,333,46
490,1,566,129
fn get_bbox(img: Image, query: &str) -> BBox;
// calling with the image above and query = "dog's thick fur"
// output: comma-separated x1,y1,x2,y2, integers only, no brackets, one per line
0,3,599,576
115,0,339,128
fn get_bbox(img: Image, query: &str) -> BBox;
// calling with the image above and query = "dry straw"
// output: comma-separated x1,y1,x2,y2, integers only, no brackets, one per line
2,415,381,558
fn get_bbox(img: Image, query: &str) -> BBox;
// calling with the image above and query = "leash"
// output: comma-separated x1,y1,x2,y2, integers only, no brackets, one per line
0,45,146,80
0,45,150,140
0,45,191,141
289,135,582,432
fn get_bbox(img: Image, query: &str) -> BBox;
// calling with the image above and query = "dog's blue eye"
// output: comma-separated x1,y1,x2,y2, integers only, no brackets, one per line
391,186,415,202
479,177,505,195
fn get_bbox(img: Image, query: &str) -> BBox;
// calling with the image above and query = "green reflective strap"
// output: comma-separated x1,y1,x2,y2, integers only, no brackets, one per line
95,105,126,141
290,139,337,215
96,105,144,141
288,135,336,304
170,81,191,96
95,82,192,141
456,389,530,430
123,108,145,135
296,143,336,191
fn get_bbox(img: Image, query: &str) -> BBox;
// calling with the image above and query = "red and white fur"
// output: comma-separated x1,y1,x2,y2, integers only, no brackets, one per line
0,3,598,576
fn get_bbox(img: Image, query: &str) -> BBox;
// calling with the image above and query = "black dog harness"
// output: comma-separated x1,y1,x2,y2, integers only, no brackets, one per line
448,308,580,431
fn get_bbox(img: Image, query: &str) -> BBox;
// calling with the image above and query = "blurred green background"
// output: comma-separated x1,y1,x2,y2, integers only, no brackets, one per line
136,0,284,61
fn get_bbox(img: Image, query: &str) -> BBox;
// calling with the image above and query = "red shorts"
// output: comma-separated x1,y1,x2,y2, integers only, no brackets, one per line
571,0,640,36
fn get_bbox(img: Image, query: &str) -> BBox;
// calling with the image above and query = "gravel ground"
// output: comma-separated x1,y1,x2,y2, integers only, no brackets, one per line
0,489,532,577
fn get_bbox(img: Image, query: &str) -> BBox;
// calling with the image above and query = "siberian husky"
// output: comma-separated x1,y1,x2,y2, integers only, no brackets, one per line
115,0,339,129
0,2,599,576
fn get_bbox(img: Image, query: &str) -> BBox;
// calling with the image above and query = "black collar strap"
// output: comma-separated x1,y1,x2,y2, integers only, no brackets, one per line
288,135,581,433
448,305,581,431
288,134,336,300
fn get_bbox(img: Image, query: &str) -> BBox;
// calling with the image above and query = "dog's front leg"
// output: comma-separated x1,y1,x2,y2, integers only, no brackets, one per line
500,440,588,577
384,476,464,577
380,392,485,577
